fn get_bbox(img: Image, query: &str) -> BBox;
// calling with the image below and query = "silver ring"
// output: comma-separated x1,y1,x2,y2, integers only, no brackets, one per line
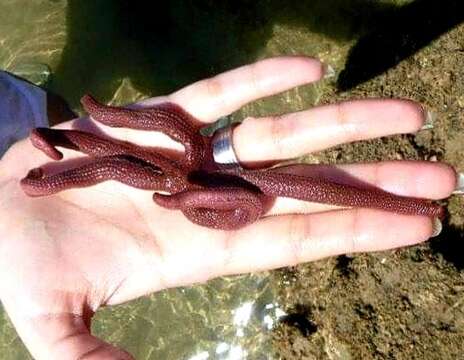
211,124,242,169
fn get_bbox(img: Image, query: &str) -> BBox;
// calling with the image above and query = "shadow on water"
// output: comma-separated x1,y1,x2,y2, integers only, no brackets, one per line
280,304,318,337
430,223,464,271
47,0,398,107
50,0,464,107
338,0,464,90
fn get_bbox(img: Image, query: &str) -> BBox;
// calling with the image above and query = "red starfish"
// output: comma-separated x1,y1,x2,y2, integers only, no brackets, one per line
20,95,444,230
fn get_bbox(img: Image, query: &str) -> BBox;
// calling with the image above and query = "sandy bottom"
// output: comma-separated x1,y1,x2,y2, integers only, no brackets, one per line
271,22,464,360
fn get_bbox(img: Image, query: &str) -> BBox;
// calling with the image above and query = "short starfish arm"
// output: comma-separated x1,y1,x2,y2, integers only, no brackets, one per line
153,188,264,230
20,155,169,197
236,170,444,219
30,128,132,160
81,95,206,169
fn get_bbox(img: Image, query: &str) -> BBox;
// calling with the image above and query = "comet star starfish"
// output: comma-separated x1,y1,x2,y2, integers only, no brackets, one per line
20,95,444,230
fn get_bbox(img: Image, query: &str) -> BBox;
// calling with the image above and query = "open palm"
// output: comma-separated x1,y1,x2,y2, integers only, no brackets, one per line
0,57,456,360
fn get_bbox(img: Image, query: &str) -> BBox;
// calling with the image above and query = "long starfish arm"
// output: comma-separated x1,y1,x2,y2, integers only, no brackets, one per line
81,95,205,169
20,155,169,197
153,188,264,230
236,170,444,219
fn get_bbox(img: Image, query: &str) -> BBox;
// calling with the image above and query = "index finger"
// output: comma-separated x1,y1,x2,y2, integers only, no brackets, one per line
63,57,325,152
166,56,326,122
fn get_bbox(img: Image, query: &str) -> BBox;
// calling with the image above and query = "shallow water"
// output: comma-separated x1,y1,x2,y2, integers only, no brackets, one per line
0,0,419,359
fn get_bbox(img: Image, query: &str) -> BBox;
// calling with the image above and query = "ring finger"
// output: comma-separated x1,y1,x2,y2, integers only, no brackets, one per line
267,161,456,216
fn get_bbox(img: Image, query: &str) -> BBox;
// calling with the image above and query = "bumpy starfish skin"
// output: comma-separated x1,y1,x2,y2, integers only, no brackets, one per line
21,95,444,230
153,188,264,230
230,169,444,218
25,127,190,194
81,95,206,170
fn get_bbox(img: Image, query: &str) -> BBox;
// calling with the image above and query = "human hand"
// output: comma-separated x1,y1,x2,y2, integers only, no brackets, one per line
0,56,457,359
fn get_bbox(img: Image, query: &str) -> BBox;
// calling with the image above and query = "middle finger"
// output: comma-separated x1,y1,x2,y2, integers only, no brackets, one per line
233,98,429,165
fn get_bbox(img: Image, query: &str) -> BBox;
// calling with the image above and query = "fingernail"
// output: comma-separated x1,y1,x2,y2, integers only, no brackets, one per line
420,108,435,130
431,217,442,238
323,63,336,79
452,172,464,195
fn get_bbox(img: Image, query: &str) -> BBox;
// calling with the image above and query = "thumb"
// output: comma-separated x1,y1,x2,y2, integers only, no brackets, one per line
4,305,134,360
